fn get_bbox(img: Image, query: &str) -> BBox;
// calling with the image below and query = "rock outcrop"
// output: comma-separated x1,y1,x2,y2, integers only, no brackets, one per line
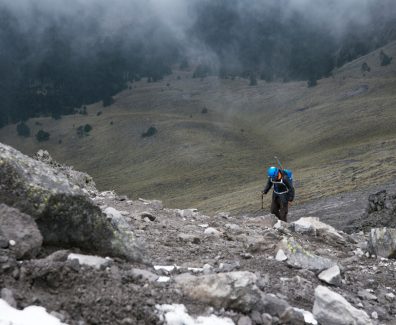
0,143,143,261
313,286,372,325
368,227,396,258
0,204,42,259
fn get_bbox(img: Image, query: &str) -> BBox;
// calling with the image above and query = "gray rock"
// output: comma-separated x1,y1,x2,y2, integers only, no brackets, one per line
0,142,144,262
140,212,156,221
125,268,159,283
291,217,346,243
313,285,372,325
318,265,342,286
1,288,17,308
34,149,98,194
204,227,221,236
0,204,42,259
175,271,262,313
357,289,377,301
278,237,336,273
67,253,112,270
279,307,305,325
177,233,201,244
261,313,272,325
367,228,396,258
275,249,288,261
238,316,252,325
261,294,290,317
250,310,262,324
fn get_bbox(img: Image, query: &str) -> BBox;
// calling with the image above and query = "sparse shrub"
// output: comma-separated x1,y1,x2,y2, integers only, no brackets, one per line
201,108,208,114
307,77,318,88
177,76,181,80
102,96,114,107
97,111,102,116
58,139,62,144
35,121,42,126
36,130,50,142
361,62,371,73
77,124,92,137
16,122,30,137
142,126,157,138
380,50,392,66
84,124,92,133
110,121,114,125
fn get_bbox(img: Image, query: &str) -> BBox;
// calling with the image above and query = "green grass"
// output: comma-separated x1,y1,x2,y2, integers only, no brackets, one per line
1,42,396,214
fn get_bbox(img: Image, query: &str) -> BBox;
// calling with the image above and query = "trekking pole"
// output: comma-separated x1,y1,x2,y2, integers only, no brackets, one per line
274,156,284,170
261,192,264,209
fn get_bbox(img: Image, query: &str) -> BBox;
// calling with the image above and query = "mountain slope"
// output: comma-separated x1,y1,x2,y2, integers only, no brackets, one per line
1,41,396,213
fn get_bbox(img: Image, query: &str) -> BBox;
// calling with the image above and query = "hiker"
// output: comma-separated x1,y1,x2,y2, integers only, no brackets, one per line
262,166,294,222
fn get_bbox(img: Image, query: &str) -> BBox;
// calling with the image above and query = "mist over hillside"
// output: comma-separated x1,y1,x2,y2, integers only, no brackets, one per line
1,0,396,126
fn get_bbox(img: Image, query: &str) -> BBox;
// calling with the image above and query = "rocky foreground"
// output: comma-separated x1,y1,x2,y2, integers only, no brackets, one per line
0,142,395,325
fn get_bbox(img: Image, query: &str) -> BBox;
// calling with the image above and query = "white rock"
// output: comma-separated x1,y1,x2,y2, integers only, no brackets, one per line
371,311,378,319
67,253,112,270
292,217,345,241
198,224,209,228
156,304,234,325
353,248,364,257
0,299,65,325
103,207,123,220
275,249,288,262
313,286,372,325
385,292,395,301
292,219,316,234
293,308,317,325
204,227,220,236
368,228,396,258
318,265,342,286
157,276,171,283
154,265,177,272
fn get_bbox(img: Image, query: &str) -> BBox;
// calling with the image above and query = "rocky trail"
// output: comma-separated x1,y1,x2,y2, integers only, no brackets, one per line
0,142,396,325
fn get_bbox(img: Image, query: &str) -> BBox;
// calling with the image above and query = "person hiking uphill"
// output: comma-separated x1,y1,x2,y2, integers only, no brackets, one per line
262,166,294,222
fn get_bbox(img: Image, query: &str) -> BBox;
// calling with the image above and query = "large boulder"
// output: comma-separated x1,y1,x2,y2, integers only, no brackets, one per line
0,142,143,262
367,228,396,258
313,286,372,325
344,190,396,233
277,237,337,273
291,217,346,243
0,204,42,259
174,271,263,313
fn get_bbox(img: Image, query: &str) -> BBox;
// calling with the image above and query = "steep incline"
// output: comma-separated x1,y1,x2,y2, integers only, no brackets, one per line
0,42,395,213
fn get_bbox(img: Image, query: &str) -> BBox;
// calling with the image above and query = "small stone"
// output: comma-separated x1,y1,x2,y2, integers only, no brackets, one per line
261,313,272,325
204,227,221,236
385,292,395,301
1,288,17,308
238,316,252,325
9,240,16,247
141,212,156,222
371,311,378,319
280,307,305,325
50,311,66,322
358,289,377,301
318,265,342,286
250,310,262,324
275,249,288,261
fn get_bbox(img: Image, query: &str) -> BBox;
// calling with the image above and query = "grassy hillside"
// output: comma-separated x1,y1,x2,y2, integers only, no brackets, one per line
1,42,396,214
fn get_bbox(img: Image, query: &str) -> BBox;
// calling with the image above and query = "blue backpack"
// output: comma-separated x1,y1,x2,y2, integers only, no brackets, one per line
283,169,293,185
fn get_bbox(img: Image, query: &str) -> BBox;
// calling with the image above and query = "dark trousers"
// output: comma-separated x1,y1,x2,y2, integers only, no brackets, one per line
271,194,289,222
